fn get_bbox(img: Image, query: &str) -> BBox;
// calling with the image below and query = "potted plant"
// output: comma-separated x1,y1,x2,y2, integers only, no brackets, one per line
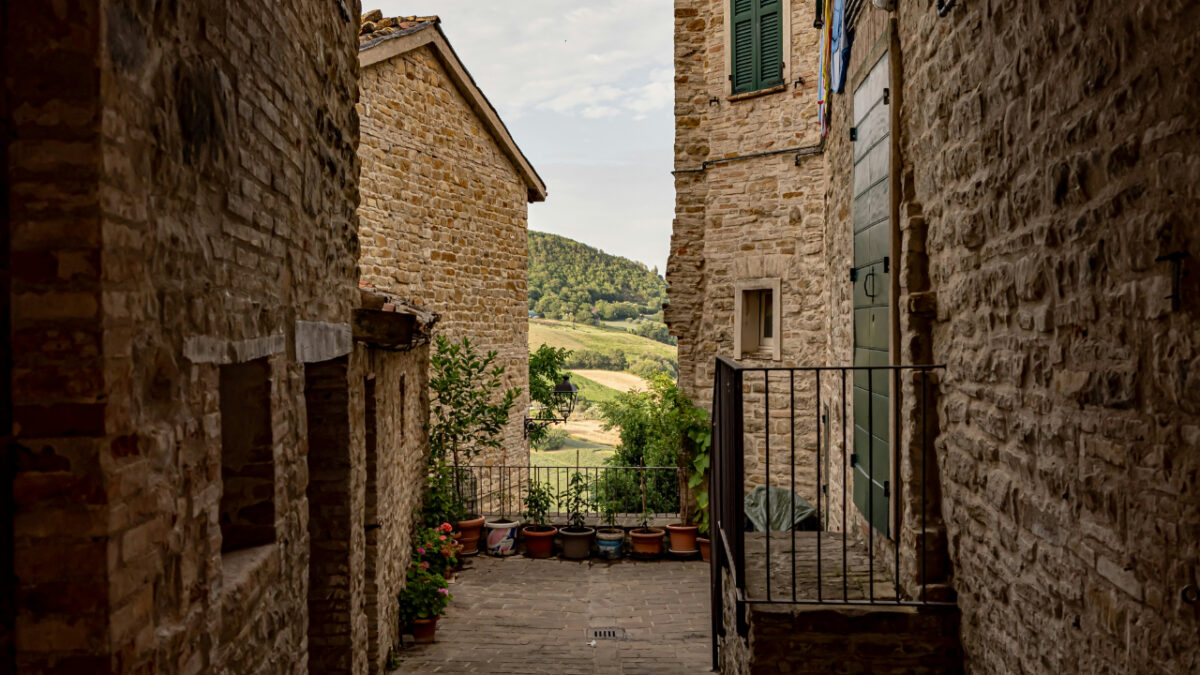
629,466,664,559
630,509,665,559
669,423,710,557
521,480,557,558
596,485,624,560
558,471,595,560
398,563,451,644
485,490,521,557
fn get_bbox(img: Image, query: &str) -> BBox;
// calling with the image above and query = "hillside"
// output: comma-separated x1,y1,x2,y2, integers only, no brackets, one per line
528,230,667,322
529,319,676,362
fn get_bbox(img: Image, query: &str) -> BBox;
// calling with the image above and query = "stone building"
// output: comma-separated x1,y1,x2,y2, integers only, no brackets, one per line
672,0,1200,673
3,1,439,674
668,0,828,493
357,13,548,468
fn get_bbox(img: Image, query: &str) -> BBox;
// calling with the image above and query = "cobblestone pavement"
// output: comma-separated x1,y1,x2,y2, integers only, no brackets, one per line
390,554,713,674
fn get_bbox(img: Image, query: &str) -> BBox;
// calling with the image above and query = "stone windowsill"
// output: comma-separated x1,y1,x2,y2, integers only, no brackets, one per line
221,543,277,600
728,84,788,103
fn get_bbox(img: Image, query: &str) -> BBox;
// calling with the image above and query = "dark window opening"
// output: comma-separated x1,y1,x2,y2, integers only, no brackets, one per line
218,359,276,552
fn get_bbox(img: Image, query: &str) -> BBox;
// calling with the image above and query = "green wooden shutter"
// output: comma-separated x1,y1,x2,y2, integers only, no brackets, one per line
731,0,755,94
757,0,784,88
731,0,784,94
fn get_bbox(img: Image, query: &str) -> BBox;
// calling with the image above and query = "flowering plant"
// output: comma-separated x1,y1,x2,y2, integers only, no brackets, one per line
398,563,451,622
412,523,458,577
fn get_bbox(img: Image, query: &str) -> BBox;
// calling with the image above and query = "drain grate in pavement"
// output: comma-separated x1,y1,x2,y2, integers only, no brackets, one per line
587,627,626,641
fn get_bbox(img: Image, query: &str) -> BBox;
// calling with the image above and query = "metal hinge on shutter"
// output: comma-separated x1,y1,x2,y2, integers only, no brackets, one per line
850,127,857,141
883,87,890,104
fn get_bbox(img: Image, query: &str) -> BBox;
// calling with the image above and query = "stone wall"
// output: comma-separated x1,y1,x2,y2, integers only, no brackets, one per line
5,0,364,672
358,42,531,468
821,1,1200,673
668,0,828,497
356,343,429,673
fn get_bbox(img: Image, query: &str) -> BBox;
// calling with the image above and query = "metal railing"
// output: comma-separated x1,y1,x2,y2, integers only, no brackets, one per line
709,356,953,665
451,462,682,521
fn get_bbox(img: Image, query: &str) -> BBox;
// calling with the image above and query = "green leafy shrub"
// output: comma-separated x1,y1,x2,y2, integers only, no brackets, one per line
523,481,554,529
425,336,518,520
558,471,592,531
596,374,710,523
527,344,572,446
411,522,458,577
630,355,677,380
564,348,627,371
398,564,451,623
628,321,677,346
429,335,519,467
532,426,569,451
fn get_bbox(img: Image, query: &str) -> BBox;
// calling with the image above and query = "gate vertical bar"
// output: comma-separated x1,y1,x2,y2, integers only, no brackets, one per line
764,370,771,601
815,371,821,602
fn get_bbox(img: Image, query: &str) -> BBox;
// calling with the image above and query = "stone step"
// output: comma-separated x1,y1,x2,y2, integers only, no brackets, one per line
741,603,963,675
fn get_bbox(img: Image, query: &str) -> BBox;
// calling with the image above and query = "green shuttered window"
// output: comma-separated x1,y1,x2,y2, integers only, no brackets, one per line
731,0,785,94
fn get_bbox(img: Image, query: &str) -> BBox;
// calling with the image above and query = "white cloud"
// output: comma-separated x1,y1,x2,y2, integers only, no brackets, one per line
370,0,676,271
377,0,674,121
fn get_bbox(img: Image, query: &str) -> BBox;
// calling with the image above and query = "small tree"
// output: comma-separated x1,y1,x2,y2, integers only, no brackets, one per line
428,336,519,518
598,374,709,524
429,336,520,467
527,344,571,446
523,481,555,531
558,471,592,531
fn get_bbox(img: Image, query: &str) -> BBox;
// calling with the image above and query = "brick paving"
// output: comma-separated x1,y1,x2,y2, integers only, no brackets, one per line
390,554,713,674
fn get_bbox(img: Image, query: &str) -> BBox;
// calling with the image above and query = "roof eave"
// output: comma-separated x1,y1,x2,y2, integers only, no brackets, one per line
358,24,548,203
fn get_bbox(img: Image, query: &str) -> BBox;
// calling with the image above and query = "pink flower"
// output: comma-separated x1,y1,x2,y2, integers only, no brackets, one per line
441,523,453,532
420,561,429,570
417,547,426,555
438,535,446,541
437,588,449,595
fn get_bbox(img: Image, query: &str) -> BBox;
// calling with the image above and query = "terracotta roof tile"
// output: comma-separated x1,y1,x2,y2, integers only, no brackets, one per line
359,10,439,46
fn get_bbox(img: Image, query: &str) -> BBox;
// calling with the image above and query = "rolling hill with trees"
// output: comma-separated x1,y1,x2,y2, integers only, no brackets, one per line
528,230,667,325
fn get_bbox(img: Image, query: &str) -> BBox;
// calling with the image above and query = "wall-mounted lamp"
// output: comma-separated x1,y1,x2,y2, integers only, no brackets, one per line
523,375,579,438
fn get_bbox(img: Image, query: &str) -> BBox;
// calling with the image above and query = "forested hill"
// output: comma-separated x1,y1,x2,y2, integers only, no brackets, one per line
528,231,667,322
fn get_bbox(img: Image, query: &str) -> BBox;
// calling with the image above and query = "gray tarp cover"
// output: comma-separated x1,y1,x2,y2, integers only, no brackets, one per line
743,485,816,532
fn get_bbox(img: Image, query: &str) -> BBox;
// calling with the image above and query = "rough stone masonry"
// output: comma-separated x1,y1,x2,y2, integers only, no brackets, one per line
357,14,548,470
672,0,1200,674
0,0,421,673
668,0,829,499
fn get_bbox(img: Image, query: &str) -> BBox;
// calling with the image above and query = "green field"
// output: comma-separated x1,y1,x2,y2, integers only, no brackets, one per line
571,372,622,407
531,443,615,468
529,318,676,362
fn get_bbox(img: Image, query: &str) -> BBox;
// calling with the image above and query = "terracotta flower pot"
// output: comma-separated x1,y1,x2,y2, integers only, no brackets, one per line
560,527,595,560
410,616,439,643
698,536,711,562
596,528,625,560
522,525,558,558
630,527,665,559
666,524,699,556
455,515,485,556
485,518,521,557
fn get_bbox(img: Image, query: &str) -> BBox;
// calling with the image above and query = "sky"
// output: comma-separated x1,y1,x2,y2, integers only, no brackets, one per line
373,0,675,273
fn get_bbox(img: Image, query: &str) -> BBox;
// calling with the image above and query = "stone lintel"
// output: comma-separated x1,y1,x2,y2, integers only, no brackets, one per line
184,333,286,365
295,321,354,363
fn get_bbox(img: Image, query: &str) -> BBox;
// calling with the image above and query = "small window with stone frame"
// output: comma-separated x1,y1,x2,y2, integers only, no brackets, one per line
734,279,782,361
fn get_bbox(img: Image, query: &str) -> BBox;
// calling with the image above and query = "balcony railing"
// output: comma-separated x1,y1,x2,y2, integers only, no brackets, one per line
451,462,682,522
709,356,954,664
